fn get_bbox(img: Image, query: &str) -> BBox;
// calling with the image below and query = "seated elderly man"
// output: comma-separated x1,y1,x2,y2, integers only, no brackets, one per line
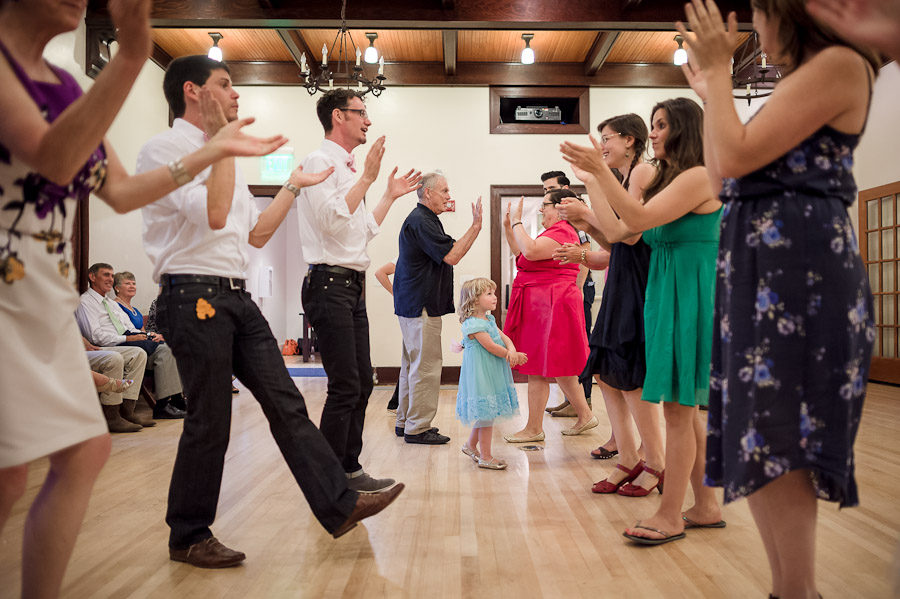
83,334,150,432
76,262,186,419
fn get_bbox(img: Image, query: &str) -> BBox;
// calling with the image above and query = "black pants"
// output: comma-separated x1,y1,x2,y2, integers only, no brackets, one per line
157,277,357,549
582,280,596,400
301,269,373,474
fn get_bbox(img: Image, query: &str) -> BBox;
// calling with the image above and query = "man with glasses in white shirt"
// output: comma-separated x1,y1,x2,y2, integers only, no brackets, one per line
297,89,421,492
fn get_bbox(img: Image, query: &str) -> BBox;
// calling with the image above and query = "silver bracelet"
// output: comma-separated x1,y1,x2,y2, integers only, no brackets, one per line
167,159,193,186
283,181,302,197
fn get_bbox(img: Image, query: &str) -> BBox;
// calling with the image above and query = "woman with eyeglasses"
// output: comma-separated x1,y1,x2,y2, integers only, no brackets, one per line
561,97,724,546
501,189,598,443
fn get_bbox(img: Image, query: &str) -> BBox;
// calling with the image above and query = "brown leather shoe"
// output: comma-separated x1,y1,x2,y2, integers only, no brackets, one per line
120,399,156,428
332,482,405,539
169,537,246,568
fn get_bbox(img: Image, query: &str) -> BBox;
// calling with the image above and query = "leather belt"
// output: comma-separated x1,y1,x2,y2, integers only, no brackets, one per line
162,274,245,290
308,264,365,280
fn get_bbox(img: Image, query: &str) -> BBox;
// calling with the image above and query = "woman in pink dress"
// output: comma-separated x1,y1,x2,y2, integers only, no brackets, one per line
502,188,598,442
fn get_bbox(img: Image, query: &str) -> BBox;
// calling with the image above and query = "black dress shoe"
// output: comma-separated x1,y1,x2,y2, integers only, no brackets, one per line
404,429,450,445
332,483,405,538
153,402,186,419
169,537,245,568
395,426,405,437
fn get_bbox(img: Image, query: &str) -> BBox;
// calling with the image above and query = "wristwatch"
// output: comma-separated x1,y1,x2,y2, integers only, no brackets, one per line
283,181,302,197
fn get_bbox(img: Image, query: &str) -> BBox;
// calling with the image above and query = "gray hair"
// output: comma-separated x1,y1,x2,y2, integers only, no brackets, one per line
417,171,445,202
113,271,136,292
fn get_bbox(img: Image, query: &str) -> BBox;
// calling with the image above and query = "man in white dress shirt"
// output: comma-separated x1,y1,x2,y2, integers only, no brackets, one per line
297,88,421,493
75,262,185,421
136,56,404,569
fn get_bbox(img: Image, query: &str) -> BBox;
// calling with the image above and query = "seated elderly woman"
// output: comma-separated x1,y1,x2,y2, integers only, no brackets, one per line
502,188,598,442
113,271,147,332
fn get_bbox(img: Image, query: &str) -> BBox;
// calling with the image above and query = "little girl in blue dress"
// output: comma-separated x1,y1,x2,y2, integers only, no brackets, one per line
456,278,525,470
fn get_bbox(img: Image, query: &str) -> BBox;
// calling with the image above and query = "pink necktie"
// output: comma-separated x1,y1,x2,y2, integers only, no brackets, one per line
203,133,210,143
347,154,356,173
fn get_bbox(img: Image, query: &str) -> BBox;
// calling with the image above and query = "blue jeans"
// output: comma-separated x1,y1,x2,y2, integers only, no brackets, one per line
157,277,357,549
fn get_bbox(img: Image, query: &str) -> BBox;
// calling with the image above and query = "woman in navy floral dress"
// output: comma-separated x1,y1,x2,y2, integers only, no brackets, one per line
679,0,879,597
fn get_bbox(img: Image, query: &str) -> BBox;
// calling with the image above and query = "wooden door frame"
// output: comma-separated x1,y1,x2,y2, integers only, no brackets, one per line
859,181,900,384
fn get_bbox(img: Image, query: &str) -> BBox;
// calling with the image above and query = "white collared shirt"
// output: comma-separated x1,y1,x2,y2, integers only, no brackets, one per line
296,139,379,271
137,118,261,282
75,287,136,346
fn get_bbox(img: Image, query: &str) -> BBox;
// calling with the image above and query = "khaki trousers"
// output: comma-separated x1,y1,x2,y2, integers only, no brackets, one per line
396,310,443,435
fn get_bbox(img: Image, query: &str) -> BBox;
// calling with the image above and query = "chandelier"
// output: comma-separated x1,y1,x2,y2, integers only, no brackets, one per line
731,31,781,105
300,0,386,96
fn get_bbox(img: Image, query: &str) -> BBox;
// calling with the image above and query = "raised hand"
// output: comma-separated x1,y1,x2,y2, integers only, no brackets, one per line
556,198,590,230
680,54,709,103
561,136,608,177
675,0,740,74
503,201,511,228
513,196,524,223
471,196,483,229
199,87,229,138
109,0,152,62
386,167,423,200
362,135,386,183
208,117,288,157
806,0,900,62
288,164,335,189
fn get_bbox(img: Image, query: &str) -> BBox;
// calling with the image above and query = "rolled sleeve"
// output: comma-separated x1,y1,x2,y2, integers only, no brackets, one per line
302,155,353,235
136,136,211,228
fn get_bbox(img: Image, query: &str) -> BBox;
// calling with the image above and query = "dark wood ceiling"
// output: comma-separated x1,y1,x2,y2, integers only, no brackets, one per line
86,0,755,88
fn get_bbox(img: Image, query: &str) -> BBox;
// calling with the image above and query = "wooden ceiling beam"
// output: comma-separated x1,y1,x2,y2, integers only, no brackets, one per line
276,29,319,77
583,31,620,76
442,31,458,76
86,0,753,29
225,61,688,88
150,42,174,71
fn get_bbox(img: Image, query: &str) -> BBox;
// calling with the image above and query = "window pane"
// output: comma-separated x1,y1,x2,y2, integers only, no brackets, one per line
873,327,881,357
867,199,879,228
869,263,880,292
885,295,896,327
883,229,896,260
883,327,895,358
868,232,880,260
884,262,896,293
883,196,895,227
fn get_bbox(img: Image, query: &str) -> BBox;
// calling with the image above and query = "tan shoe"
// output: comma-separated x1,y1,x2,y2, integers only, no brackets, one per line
550,404,577,417
561,415,599,436
545,399,569,413
503,431,545,443
120,399,156,428
101,404,142,433
169,537,245,568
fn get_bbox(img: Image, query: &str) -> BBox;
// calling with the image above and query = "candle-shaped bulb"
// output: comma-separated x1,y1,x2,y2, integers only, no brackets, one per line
761,53,767,69
322,44,328,66
746,83,751,95
378,56,384,75
329,78,334,90
730,57,734,75
300,52,307,73
355,46,361,66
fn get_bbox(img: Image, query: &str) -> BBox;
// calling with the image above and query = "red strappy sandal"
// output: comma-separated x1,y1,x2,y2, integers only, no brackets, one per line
591,460,644,494
618,464,664,497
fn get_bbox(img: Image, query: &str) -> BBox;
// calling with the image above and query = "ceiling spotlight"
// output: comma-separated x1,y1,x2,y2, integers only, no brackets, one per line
673,35,687,66
521,33,535,65
364,32,379,64
208,32,224,62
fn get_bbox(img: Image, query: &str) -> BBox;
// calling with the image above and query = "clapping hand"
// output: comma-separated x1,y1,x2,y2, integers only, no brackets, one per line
199,88,229,138
556,197,589,224
512,196,524,224
560,136,608,178
386,167,423,200
109,0,152,62
288,164,335,189
675,0,740,75
503,201,511,228
806,0,900,61
471,196,483,229
552,242,583,265
208,116,288,158
362,136,386,183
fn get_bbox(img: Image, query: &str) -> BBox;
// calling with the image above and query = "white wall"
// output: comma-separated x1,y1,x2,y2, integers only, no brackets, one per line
854,62,900,192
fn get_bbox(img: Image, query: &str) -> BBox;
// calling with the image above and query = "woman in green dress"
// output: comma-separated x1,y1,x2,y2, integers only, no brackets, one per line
560,97,724,545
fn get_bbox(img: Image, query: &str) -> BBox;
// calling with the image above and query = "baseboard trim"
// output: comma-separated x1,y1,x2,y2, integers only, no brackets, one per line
374,366,527,385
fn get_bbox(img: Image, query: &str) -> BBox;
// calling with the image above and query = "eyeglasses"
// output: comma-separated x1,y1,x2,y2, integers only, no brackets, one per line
600,133,621,144
340,108,369,119
540,202,555,209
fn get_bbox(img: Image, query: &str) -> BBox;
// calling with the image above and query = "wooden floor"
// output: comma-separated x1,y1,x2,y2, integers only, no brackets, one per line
2,380,899,599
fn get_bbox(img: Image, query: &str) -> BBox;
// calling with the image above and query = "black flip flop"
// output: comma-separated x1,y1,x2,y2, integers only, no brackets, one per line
623,523,687,546
682,516,727,529
590,447,618,459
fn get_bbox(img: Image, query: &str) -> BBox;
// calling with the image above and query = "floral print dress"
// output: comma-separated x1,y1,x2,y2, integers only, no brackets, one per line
705,119,875,508
0,40,110,467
